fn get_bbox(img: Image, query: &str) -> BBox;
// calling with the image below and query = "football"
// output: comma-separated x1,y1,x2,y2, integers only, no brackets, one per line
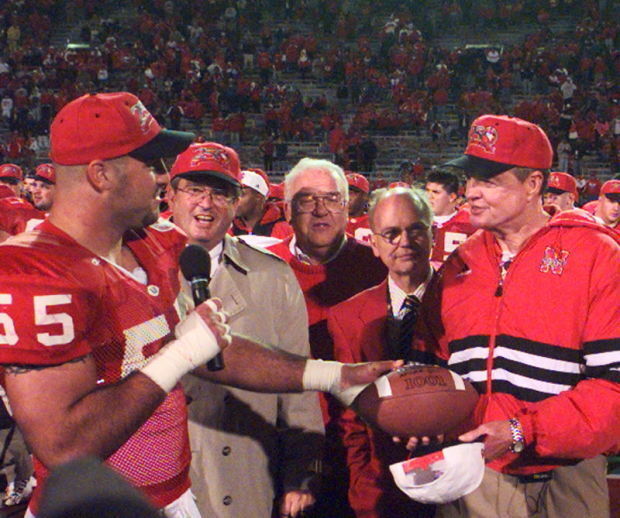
352,363,479,437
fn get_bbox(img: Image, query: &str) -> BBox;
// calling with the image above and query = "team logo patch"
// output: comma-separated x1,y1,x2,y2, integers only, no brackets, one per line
147,285,160,297
468,124,498,154
130,100,154,133
539,246,569,275
189,146,230,169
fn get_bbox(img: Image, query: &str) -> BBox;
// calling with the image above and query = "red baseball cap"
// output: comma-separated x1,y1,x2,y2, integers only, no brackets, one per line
170,142,241,187
346,172,370,193
34,163,56,184
601,179,620,196
445,115,553,178
50,92,195,165
547,171,578,199
269,182,285,200
0,163,23,181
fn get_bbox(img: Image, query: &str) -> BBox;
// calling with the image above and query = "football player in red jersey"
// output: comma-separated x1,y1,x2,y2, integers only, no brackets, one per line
424,168,476,267
0,163,44,242
0,93,398,518
345,172,372,243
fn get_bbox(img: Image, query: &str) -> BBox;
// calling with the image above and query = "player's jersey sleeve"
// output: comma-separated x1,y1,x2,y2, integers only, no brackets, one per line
0,256,102,365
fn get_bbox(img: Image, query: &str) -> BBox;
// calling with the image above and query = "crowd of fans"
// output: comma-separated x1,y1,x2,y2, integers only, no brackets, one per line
0,0,616,178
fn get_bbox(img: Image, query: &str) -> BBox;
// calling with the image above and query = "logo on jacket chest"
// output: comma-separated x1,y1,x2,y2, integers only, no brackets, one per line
539,246,569,275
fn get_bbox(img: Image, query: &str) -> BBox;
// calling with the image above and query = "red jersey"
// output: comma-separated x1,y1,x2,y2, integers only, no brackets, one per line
430,208,477,266
346,214,372,244
0,219,190,510
0,186,44,236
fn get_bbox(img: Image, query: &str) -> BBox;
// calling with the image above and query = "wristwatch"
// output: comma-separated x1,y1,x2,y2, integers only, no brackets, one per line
508,418,525,453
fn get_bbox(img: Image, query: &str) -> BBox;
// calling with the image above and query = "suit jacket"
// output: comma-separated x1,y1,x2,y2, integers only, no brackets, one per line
181,235,324,517
328,279,434,518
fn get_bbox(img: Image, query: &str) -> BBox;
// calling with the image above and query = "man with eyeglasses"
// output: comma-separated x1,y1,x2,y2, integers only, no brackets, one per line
327,186,436,518
410,115,619,517
166,142,325,518
0,93,397,518
269,158,387,518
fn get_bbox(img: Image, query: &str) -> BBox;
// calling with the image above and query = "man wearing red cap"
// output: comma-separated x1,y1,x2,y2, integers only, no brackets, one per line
230,167,292,241
31,163,56,213
0,92,395,518
593,179,620,231
345,172,372,244
0,163,44,242
544,171,579,212
166,143,324,518
410,115,619,517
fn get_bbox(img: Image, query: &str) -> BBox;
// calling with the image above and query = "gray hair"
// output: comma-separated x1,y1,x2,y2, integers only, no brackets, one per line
284,158,349,202
368,187,433,230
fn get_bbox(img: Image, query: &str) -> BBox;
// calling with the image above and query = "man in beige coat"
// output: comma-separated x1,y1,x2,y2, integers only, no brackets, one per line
167,142,325,518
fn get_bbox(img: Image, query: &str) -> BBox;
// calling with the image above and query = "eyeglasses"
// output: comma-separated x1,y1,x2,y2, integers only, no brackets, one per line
292,192,346,213
374,223,429,245
176,185,235,206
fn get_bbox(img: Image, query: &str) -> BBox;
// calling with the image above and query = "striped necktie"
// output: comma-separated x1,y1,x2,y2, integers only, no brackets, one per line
397,295,420,359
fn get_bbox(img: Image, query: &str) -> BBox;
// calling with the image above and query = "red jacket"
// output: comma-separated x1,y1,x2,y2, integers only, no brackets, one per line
415,210,620,475
329,280,434,518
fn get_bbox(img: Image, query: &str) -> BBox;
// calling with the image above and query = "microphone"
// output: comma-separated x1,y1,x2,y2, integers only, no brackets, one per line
179,244,224,371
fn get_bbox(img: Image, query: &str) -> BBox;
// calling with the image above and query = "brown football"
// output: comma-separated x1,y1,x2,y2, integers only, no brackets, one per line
352,364,479,437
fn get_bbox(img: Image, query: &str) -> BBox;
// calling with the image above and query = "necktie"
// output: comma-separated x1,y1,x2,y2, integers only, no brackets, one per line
397,295,420,359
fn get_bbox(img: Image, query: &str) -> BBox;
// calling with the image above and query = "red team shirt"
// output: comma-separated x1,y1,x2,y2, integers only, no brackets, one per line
0,219,190,511
430,208,477,267
346,213,372,244
0,185,44,236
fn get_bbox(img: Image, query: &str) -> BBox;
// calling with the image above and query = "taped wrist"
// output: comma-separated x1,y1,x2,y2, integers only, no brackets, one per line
302,360,367,407
140,310,221,392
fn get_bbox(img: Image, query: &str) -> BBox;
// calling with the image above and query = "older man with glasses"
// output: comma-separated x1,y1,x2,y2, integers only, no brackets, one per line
327,186,436,518
165,143,325,518
269,158,387,518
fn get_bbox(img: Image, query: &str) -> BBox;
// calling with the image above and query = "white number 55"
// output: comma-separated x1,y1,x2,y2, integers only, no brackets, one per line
0,294,75,346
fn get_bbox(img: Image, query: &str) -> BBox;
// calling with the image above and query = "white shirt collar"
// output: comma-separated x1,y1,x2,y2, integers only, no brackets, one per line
388,267,433,317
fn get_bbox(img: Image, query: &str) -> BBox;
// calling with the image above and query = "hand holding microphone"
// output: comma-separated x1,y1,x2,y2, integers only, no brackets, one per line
179,244,226,371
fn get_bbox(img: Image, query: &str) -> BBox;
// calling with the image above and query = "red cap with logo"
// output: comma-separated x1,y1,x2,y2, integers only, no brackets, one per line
0,163,23,181
346,172,370,193
547,171,578,199
34,163,56,184
50,92,195,165
601,179,620,197
445,115,553,178
170,142,241,187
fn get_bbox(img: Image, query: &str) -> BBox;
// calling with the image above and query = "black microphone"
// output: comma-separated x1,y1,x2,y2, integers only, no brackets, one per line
179,244,224,371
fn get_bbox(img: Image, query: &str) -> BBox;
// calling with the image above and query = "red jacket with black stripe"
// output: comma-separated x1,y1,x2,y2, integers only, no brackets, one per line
414,210,620,475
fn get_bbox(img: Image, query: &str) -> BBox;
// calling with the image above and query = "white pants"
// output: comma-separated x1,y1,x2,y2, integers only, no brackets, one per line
26,488,201,518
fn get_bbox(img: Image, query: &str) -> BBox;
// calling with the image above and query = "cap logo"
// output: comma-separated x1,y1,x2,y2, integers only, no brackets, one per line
189,146,230,169
469,124,498,154
539,246,569,275
549,176,560,187
130,100,154,134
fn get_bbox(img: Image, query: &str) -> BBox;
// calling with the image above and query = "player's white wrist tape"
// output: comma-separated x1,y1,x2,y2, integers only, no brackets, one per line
302,359,368,407
141,303,226,392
